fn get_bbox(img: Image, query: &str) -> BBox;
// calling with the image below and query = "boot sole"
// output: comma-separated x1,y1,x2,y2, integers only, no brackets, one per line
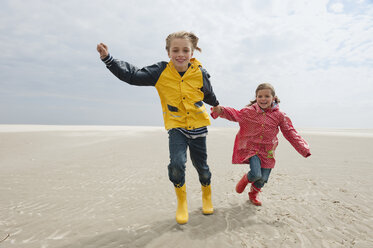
250,200,262,206
202,209,214,215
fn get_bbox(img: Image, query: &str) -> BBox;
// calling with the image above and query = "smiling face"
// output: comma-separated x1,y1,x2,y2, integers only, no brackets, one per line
167,38,193,72
256,88,274,110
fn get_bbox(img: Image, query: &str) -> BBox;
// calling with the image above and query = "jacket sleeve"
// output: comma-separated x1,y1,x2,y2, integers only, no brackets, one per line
279,112,311,157
218,106,243,122
200,68,219,106
101,54,167,86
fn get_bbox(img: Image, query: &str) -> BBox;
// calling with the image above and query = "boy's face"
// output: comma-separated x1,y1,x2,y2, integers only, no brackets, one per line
256,89,274,110
168,38,193,72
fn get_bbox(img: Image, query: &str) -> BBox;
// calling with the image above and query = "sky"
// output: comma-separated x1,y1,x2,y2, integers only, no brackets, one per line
1,0,372,128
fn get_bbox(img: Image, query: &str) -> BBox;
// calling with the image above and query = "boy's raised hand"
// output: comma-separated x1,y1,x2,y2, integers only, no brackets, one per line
97,43,109,59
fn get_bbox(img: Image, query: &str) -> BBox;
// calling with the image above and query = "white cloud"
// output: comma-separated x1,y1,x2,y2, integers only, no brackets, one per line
330,3,345,13
0,0,372,128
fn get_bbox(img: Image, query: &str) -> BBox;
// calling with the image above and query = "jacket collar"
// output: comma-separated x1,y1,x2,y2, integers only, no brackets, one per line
189,58,202,67
168,58,202,78
168,58,202,71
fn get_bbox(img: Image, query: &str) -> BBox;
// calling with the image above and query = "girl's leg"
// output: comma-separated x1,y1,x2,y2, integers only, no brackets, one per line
236,155,261,193
252,168,272,189
236,173,250,193
250,168,272,206
246,156,270,206
168,129,188,187
247,155,262,183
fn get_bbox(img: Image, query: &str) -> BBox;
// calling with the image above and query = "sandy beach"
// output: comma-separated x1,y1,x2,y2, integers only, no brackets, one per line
0,125,372,248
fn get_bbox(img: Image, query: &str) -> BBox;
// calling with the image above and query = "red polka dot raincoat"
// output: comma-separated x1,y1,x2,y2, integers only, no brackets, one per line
214,103,311,168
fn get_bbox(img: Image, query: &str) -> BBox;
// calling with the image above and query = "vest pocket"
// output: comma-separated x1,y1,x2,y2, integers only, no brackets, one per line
167,104,179,112
194,101,203,108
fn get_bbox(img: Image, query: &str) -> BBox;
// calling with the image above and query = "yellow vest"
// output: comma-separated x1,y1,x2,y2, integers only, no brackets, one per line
155,58,211,130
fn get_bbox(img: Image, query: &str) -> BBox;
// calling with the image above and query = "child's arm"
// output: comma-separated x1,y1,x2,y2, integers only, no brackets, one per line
279,113,311,157
200,69,219,107
211,106,242,122
97,43,166,86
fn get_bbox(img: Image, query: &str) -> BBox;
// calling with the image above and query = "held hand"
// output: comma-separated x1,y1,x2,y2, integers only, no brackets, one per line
210,105,223,119
212,105,223,115
97,43,109,59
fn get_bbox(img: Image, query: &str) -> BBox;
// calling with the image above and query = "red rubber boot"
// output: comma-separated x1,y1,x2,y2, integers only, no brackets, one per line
248,185,262,206
236,174,251,193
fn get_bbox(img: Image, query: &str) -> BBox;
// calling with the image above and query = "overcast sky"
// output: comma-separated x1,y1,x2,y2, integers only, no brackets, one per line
1,0,372,128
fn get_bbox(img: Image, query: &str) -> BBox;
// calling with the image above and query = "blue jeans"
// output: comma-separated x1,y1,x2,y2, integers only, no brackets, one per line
247,155,272,189
168,129,211,187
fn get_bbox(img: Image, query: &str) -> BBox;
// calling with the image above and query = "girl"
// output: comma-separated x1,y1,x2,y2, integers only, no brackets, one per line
211,83,310,206
97,31,220,224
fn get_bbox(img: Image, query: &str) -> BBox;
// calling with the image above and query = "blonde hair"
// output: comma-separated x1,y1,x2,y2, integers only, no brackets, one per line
247,83,280,107
165,31,202,53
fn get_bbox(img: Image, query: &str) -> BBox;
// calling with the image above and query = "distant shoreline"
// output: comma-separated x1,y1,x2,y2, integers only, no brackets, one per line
0,124,372,137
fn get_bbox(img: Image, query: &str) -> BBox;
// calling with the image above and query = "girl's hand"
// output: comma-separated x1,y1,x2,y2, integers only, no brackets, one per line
212,105,223,115
97,43,109,59
210,105,223,119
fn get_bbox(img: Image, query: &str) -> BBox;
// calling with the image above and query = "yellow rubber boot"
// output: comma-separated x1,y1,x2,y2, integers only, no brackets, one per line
201,185,214,215
174,184,188,224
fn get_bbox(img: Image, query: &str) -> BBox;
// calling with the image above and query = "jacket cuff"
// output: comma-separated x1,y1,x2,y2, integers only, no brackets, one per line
101,54,114,66
210,107,219,119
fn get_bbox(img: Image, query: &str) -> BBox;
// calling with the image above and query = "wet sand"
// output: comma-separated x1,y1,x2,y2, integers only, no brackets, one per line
0,125,372,248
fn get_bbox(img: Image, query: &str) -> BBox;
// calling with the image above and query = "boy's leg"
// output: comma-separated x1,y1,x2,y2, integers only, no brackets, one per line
168,129,189,224
189,136,213,214
188,136,211,186
168,129,188,187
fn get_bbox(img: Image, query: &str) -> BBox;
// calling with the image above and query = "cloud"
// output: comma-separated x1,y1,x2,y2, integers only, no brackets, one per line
0,0,372,128
330,3,345,12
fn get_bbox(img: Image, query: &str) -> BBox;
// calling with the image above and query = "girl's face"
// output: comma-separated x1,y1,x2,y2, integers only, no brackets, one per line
256,89,274,110
168,38,193,72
